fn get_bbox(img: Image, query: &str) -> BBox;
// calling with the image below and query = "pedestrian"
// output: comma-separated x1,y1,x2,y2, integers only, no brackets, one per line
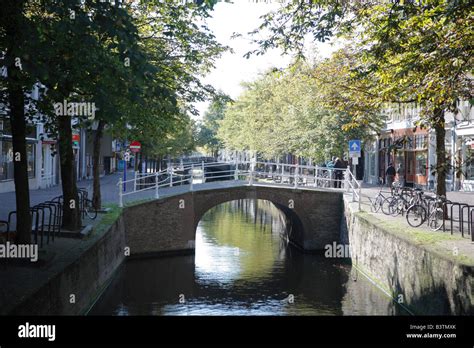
334,157,345,188
386,162,396,192
396,163,404,187
326,156,336,169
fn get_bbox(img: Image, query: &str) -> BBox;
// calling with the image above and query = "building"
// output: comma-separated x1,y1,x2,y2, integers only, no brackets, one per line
0,84,60,193
364,101,473,191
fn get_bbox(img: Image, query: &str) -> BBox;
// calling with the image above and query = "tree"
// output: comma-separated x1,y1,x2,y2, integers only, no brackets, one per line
218,62,374,163
248,0,473,196
0,0,38,242
355,1,473,197
196,92,232,156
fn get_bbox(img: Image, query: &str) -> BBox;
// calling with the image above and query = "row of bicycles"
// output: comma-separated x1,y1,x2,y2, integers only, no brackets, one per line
369,182,448,230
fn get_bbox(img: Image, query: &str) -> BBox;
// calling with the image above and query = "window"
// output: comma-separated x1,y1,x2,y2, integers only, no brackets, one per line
466,152,474,180
0,140,35,180
369,152,376,176
416,152,427,176
405,136,414,149
415,135,427,149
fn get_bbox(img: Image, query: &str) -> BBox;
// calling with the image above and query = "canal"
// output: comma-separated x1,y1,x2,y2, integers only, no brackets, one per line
89,199,408,315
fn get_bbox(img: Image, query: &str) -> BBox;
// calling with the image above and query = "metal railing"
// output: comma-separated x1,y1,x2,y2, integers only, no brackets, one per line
117,160,361,208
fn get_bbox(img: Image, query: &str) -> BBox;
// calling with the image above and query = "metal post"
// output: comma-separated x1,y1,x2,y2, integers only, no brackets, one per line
190,164,194,191
358,182,362,211
169,167,173,187
345,166,350,192
281,163,284,183
201,161,205,183
250,162,254,186
123,162,127,192
118,178,123,207
234,161,239,181
155,172,159,199
134,170,138,192
294,164,299,188
314,167,317,187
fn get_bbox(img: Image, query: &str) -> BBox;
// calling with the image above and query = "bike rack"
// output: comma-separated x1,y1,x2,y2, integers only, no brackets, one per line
449,202,469,235
461,204,474,237
29,207,44,247
44,200,62,239
471,209,474,242
34,203,55,244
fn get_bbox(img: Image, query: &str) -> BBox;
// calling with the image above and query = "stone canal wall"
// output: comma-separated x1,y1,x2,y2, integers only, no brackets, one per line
343,197,474,315
10,186,472,315
8,215,126,315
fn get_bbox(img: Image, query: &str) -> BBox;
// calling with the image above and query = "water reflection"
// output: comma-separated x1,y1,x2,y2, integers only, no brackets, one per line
90,199,406,315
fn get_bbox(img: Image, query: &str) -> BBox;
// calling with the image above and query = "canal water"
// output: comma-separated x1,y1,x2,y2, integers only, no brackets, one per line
90,200,407,315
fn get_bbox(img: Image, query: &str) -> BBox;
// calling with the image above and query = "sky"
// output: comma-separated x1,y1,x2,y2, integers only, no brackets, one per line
193,1,336,119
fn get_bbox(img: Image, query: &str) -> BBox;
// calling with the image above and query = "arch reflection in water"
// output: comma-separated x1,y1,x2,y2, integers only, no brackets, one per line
89,199,407,316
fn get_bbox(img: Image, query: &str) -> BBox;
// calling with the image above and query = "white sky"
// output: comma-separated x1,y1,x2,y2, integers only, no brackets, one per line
194,0,337,119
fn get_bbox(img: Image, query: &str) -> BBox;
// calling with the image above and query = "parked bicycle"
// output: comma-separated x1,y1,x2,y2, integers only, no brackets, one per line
427,195,449,231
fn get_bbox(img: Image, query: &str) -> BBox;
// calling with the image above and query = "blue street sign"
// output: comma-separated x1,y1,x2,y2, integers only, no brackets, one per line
349,140,361,157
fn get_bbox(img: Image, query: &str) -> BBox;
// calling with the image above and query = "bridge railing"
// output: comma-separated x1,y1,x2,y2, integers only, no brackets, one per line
117,160,361,207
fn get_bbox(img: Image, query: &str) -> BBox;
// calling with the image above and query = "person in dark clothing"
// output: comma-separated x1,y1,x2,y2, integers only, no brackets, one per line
334,157,345,188
385,163,396,192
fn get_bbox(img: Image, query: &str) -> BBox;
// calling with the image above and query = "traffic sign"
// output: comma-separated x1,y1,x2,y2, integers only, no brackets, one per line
124,152,130,161
349,140,361,157
129,141,141,153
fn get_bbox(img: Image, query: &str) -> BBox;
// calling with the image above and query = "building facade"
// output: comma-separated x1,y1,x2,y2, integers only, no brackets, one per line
364,101,473,191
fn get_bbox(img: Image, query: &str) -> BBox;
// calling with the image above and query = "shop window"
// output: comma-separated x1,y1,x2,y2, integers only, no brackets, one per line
416,152,427,175
466,155,474,180
0,140,35,181
369,152,376,176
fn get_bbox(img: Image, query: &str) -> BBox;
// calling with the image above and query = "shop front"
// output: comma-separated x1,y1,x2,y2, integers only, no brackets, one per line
379,128,429,188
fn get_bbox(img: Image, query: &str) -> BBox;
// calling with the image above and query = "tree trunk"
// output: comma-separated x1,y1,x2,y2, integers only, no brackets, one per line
8,83,32,243
92,120,105,210
434,108,447,198
58,116,82,230
4,0,31,243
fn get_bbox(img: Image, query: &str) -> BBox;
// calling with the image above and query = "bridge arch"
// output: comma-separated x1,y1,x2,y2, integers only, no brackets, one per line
192,188,306,249
123,185,343,257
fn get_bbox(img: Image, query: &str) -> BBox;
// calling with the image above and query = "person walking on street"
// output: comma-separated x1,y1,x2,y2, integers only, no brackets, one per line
386,163,396,193
334,157,345,188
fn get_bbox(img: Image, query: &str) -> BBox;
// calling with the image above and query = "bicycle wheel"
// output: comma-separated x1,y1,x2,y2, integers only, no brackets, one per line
388,198,403,216
428,209,444,231
370,196,381,213
84,199,98,220
381,196,395,215
406,205,427,227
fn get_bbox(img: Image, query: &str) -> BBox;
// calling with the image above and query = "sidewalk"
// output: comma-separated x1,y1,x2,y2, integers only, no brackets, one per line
360,182,474,206
0,171,127,221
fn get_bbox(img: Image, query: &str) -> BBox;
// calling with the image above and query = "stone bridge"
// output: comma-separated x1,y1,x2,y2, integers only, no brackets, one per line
122,185,343,256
